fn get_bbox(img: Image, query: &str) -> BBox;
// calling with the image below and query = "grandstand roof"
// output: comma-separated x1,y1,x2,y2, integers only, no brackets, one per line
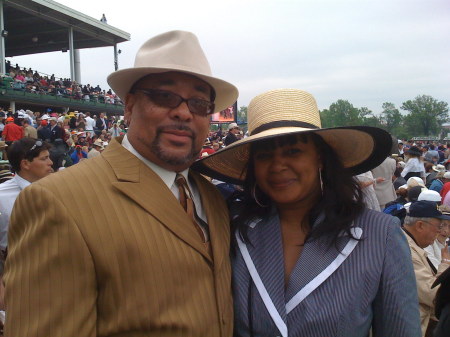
3,0,130,57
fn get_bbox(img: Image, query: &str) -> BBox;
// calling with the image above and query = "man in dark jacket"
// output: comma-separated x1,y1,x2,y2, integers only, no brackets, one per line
224,122,239,146
48,117,62,143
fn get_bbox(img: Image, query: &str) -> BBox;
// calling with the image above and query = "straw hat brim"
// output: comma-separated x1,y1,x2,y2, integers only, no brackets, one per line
193,125,392,184
107,67,238,113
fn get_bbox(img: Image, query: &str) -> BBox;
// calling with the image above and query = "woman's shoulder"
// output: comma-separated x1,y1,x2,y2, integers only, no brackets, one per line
354,209,401,236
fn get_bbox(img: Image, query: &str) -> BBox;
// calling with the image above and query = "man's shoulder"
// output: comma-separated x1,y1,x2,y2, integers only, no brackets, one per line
34,155,111,191
0,178,19,193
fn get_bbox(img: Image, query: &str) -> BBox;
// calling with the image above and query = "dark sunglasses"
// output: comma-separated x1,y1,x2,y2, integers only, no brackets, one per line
27,140,43,154
133,89,215,117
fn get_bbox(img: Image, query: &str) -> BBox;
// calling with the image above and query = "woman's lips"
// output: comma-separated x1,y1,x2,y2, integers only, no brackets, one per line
268,179,295,189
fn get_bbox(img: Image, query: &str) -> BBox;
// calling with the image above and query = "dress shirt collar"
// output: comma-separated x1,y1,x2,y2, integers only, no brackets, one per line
402,227,437,273
13,173,31,190
121,135,189,189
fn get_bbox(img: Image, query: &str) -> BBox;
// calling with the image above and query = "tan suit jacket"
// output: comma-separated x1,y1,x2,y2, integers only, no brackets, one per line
404,231,449,336
4,138,232,337
371,157,397,209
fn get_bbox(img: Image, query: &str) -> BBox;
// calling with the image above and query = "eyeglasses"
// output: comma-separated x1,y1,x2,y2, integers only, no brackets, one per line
422,220,444,230
27,140,43,154
132,89,215,117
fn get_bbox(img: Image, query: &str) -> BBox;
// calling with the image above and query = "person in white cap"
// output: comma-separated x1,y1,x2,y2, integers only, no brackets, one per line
429,171,450,194
224,122,239,146
4,31,238,337
87,139,104,159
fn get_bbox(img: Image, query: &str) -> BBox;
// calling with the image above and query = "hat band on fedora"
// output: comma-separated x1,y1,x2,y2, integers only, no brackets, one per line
251,120,320,136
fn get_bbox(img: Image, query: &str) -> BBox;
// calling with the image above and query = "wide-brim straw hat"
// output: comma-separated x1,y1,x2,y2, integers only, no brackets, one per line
193,89,393,184
107,30,238,112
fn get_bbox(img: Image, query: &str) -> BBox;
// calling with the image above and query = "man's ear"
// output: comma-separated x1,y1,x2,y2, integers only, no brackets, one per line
416,220,426,232
124,93,135,125
20,159,31,172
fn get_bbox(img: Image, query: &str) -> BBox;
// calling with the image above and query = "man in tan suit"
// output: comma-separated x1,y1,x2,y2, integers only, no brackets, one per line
403,201,450,336
371,156,397,210
4,31,238,337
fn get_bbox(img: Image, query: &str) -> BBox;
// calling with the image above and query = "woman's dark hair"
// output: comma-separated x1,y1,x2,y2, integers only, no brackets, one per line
435,275,450,319
7,137,52,173
229,132,365,246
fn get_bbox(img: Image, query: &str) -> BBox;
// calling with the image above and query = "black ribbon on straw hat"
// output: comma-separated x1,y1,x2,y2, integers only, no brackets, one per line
252,120,319,135
193,89,393,185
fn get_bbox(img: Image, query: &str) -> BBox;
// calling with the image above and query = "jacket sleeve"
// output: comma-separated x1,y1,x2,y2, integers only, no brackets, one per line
411,249,449,309
400,158,413,177
4,183,97,337
372,219,422,337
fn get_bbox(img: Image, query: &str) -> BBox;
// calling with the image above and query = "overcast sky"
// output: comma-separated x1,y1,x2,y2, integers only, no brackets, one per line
10,0,450,114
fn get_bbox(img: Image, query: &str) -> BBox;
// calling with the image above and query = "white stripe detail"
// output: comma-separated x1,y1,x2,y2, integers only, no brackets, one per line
236,231,288,337
285,227,363,314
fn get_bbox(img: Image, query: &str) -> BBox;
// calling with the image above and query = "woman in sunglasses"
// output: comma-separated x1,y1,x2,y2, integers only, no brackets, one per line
195,89,421,337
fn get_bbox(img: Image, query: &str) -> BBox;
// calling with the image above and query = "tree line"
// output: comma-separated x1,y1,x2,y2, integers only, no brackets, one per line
237,95,449,140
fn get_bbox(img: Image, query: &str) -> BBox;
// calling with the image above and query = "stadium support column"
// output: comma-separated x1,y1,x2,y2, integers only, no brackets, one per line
0,0,5,75
68,27,76,82
114,44,119,71
74,49,81,83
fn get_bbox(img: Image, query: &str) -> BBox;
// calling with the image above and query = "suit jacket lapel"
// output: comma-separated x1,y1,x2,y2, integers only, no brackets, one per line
244,211,288,325
103,139,212,263
285,227,362,313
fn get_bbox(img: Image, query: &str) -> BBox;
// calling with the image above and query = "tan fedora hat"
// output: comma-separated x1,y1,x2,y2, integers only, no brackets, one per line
107,30,238,112
193,89,392,184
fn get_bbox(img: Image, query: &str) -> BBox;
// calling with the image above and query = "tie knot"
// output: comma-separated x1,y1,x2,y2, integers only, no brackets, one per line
175,173,187,187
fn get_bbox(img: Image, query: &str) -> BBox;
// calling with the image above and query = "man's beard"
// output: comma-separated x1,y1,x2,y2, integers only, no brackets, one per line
151,125,200,166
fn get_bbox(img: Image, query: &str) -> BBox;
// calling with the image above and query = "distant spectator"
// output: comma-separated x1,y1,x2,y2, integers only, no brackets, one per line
401,146,425,181
48,117,63,143
22,120,37,139
424,144,439,164
70,145,87,164
84,112,95,137
87,139,104,159
95,112,108,135
37,119,51,142
371,156,397,210
49,139,72,171
108,123,121,137
429,171,450,194
426,164,445,187
2,117,23,145
224,122,239,146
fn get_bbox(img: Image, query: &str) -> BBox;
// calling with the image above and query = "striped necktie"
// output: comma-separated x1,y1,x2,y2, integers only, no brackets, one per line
175,174,210,244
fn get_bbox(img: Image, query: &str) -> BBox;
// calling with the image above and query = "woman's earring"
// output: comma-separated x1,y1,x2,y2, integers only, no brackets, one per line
319,168,324,196
252,183,268,207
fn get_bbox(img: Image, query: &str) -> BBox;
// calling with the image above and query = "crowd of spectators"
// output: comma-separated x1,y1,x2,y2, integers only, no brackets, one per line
1,61,123,105
0,107,126,172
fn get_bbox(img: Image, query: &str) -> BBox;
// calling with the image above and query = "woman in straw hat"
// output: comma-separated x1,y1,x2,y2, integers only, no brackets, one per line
194,89,421,337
